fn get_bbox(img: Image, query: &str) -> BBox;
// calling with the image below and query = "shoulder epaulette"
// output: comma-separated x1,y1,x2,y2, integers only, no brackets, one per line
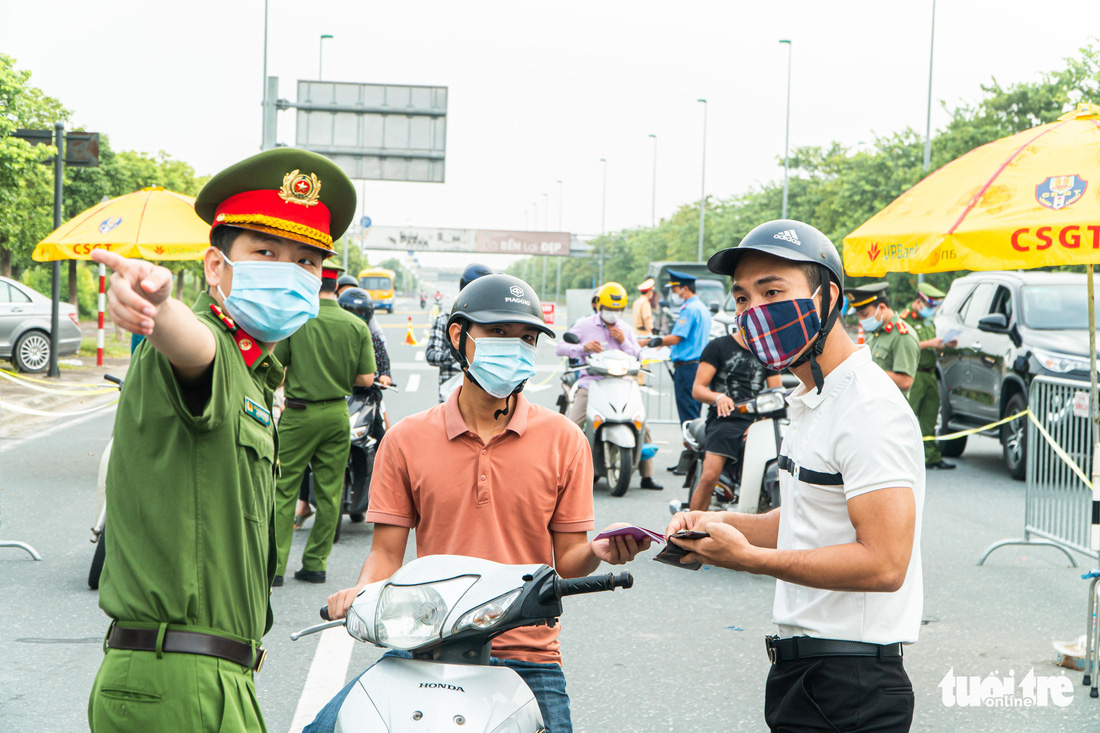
210,304,264,367
898,321,910,335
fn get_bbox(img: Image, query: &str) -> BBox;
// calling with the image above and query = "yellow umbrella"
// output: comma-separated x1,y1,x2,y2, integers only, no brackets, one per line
33,186,209,262
844,103,1100,277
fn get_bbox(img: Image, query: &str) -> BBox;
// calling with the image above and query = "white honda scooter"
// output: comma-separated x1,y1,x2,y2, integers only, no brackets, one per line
292,555,633,732
560,332,648,497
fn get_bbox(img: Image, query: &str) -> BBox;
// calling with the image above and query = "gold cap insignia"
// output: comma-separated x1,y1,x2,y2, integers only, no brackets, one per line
279,169,322,207
239,338,253,351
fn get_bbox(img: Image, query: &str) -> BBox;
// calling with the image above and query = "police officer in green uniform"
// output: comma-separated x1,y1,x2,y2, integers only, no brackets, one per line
847,282,920,396
273,259,376,585
902,282,957,469
87,147,356,732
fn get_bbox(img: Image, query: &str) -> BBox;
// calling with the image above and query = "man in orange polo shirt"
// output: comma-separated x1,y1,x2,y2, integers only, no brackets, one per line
306,274,648,733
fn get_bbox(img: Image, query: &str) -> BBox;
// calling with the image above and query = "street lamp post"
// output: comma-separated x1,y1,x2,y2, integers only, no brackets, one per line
599,158,607,283
697,99,707,262
648,134,657,228
919,0,937,286
780,40,792,219
262,0,270,149
556,180,564,302
319,34,333,80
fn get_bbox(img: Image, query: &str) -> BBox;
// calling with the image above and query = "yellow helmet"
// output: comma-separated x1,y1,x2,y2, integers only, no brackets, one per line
597,282,628,310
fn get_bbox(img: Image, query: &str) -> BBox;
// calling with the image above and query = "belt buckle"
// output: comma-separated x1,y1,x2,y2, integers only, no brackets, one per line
253,647,268,673
765,635,779,664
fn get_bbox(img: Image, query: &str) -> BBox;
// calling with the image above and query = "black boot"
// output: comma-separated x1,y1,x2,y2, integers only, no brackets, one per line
640,477,663,490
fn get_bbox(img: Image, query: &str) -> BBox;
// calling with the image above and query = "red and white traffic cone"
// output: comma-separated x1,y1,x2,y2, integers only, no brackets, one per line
856,324,865,345
405,316,418,346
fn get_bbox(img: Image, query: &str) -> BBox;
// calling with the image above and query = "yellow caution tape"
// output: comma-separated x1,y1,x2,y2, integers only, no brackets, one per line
927,408,1092,489
925,409,1028,442
1027,410,1092,490
0,369,115,394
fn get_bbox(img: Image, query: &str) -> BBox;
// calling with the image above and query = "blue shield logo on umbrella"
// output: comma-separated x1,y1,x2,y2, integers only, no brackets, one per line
1036,175,1087,211
99,216,123,233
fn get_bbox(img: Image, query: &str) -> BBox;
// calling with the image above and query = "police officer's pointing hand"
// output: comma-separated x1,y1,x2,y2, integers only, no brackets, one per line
92,249,174,336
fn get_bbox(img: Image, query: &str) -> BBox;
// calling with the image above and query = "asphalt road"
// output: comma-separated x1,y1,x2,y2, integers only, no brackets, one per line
1,297,1099,731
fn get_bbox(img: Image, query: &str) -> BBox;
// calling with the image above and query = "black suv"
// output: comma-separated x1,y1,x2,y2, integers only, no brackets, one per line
934,271,1094,479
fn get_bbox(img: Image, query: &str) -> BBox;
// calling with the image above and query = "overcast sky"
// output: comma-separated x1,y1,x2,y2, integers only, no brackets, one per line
3,1,1098,270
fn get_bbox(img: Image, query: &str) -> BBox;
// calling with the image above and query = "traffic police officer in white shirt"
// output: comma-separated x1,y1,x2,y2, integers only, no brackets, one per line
667,219,923,732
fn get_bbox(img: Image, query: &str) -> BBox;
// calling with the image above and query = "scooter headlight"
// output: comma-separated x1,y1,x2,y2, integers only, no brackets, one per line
451,588,522,634
753,391,786,414
605,358,629,377
375,577,477,650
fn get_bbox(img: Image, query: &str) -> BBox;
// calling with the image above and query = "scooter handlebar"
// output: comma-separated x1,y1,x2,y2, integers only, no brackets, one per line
320,606,332,621
557,571,633,597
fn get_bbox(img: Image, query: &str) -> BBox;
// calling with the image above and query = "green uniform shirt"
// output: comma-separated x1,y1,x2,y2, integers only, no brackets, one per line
866,315,920,379
274,298,375,401
98,292,283,645
902,309,937,370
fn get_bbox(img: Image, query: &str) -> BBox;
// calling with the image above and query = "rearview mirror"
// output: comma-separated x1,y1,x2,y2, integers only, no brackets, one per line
977,314,1009,333
562,332,581,344
709,303,720,314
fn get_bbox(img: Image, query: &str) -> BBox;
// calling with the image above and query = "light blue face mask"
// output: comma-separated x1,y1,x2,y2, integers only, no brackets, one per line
217,253,321,343
669,292,684,307
919,306,936,319
467,337,538,399
859,313,882,333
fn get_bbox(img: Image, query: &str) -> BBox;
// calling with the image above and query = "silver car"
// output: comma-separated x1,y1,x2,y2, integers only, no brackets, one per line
0,276,82,373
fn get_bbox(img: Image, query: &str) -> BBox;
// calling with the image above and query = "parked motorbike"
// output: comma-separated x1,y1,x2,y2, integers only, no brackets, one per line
668,387,788,516
560,332,648,497
88,374,123,590
299,382,396,542
292,555,633,732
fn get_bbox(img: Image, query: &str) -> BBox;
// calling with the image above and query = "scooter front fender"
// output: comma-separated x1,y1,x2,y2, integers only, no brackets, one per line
599,423,637,449
336,656,543,732
734,418,779,514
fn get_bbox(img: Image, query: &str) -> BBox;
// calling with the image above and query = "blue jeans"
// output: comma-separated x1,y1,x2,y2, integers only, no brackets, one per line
672,361,701,424
303,650,572,732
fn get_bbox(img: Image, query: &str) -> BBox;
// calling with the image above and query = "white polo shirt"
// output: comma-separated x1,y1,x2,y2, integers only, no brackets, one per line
773,346,924,645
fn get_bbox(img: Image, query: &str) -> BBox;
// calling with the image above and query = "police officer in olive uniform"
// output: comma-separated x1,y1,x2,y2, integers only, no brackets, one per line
902,282,956,469
88,148,357,732
847,282,920,395
273,260,376,585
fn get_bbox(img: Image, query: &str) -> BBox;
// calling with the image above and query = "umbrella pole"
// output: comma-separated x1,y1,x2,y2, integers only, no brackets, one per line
97,263,106,367
1090,266,1098,494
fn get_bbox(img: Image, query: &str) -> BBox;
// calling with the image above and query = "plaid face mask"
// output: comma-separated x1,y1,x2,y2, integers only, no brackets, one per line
736,287,821,370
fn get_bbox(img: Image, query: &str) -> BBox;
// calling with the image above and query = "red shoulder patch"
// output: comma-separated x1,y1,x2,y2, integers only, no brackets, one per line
884,322,893,333
898,321,910,335
210,304,263,367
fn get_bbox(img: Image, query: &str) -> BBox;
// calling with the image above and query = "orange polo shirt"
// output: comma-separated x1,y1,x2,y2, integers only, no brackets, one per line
365,387,595,665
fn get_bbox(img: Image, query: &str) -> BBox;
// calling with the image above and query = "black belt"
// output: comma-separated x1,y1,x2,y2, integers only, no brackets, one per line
916,367,935,373
107,625,267,672
765,635,902,665
285,396,345,410
672,360,699,368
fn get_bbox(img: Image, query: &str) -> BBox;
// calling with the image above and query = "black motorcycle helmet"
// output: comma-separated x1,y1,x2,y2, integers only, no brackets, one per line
447,274,554,416
707,219,844,394
338,287,375,323
336,274,359,292
459,262,494,291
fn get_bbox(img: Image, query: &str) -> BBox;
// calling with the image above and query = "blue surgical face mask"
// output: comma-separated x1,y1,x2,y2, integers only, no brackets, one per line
217,253,321,343
919,306,936,319
669,292,684,307
467,337,538,399
859,312,882,333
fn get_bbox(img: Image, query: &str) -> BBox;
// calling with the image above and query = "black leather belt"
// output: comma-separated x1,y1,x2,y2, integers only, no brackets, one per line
107,625,267,672
672,360,699,368
916,367,935,373
765,635,902,665
285,397,345,410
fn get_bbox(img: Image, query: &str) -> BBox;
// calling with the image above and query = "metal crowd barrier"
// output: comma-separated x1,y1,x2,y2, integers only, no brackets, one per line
639,355,680,426
979,375,1098,567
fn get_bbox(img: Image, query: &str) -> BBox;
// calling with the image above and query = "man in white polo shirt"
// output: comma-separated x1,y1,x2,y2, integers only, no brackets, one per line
667,219,923,732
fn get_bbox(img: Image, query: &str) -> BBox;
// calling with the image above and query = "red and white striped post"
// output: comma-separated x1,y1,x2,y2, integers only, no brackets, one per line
96,263,106,366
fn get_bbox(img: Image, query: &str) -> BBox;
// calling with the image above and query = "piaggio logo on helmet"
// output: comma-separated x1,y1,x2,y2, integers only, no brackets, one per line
509,286,525,296
419,682,465,692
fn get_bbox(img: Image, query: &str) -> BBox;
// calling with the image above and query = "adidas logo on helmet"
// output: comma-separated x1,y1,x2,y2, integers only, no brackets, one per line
773,229,801,246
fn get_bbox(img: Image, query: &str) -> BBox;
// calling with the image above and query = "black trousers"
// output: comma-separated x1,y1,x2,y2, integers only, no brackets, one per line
764,655,914,732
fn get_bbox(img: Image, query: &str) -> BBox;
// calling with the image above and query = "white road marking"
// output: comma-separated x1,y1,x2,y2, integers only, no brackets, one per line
405,373,421,393
414,351,425,362
286,627,355,733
